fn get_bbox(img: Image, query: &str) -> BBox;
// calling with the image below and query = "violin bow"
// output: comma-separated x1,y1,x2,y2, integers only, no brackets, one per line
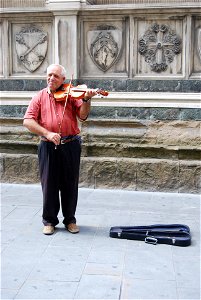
56,75,73,147
62,75,72,118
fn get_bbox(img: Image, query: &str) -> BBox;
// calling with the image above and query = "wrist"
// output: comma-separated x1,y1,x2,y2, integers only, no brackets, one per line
82,97,91,103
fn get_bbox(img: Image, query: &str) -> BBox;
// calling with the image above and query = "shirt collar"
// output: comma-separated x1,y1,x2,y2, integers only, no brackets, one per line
47,87,51,94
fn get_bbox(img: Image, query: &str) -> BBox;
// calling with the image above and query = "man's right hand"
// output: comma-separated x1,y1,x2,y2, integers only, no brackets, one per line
23,119,61,145
46,132,61,145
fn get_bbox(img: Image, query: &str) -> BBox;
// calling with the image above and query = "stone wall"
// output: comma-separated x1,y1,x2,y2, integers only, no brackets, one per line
0,0,200,193
1,93,200,193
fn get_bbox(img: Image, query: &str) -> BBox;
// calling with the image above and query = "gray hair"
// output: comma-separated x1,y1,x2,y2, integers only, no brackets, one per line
47,64,67,77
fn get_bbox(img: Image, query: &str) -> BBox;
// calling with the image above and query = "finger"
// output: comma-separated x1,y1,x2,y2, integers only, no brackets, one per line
52,136,58,145
87,90,96,97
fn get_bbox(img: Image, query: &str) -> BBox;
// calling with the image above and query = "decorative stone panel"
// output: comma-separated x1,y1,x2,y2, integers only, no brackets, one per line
192,16,201,76
136,17,184,77
0,3,200,80
10,21,52,76
80,18,128,77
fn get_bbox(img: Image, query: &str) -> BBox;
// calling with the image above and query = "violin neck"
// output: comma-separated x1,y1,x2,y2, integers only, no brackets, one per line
71,87,102,93
71,87,108,97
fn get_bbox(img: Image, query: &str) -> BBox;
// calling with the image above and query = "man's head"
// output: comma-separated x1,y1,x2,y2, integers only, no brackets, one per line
47,64,66,92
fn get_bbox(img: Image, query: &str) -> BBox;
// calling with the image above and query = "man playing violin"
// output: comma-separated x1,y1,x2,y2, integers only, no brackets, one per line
23,64,97,235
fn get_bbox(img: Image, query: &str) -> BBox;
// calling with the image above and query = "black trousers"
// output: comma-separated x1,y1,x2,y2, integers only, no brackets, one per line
38,138,81,227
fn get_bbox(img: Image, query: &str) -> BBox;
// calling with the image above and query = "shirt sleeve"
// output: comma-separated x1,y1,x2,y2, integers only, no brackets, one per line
71,97,88,121
23,92,41,120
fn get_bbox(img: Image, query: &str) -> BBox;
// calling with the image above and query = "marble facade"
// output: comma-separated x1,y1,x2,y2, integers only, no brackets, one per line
0,0,200,79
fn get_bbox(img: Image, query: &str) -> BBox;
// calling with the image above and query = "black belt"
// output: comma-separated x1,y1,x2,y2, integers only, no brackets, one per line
109,224,191,247
41,136,78,144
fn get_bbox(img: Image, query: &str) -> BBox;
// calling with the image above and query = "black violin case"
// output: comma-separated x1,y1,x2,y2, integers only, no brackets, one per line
109,224,191,246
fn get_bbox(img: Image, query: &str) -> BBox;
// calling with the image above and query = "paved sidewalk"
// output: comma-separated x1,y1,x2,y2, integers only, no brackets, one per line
1,183,200,300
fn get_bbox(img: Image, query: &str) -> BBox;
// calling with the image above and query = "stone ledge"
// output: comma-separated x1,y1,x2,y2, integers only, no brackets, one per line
82,143,201,160
91,0,200,6
81,119,201,145
1,91,201,109
1,139,201,160
1,105,201,120
0,141,38,154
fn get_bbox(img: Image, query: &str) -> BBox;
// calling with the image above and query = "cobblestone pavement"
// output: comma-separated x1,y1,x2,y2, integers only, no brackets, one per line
1,183,200,299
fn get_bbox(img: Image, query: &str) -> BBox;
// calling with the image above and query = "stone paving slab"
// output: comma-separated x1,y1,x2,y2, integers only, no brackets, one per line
1,183,200,299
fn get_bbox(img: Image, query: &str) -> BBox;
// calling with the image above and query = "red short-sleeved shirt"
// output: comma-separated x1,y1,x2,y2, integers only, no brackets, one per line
24,88,83,137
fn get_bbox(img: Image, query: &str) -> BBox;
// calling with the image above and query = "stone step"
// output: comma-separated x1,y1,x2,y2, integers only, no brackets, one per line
82,143,201,160
0,140,38,154
1,117,200,193
1,153,200,193
1,139,200,160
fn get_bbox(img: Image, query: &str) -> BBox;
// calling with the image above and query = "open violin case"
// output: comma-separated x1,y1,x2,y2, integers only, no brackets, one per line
109,224,191,246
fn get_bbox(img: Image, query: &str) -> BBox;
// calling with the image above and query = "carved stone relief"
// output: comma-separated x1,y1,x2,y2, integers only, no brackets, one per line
138,23,182,73
10,22,51,76
87,25,122,72
15,25,48,72
80,19,127,77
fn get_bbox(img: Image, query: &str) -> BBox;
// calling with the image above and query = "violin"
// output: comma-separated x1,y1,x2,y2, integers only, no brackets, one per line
54,83,109,101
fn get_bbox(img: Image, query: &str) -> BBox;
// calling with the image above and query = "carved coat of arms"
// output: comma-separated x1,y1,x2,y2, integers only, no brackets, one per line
138,23,182,72
15,25,48,72
87,25,122,72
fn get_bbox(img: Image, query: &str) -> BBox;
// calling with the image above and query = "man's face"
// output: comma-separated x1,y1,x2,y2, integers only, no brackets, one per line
47,65,65,92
